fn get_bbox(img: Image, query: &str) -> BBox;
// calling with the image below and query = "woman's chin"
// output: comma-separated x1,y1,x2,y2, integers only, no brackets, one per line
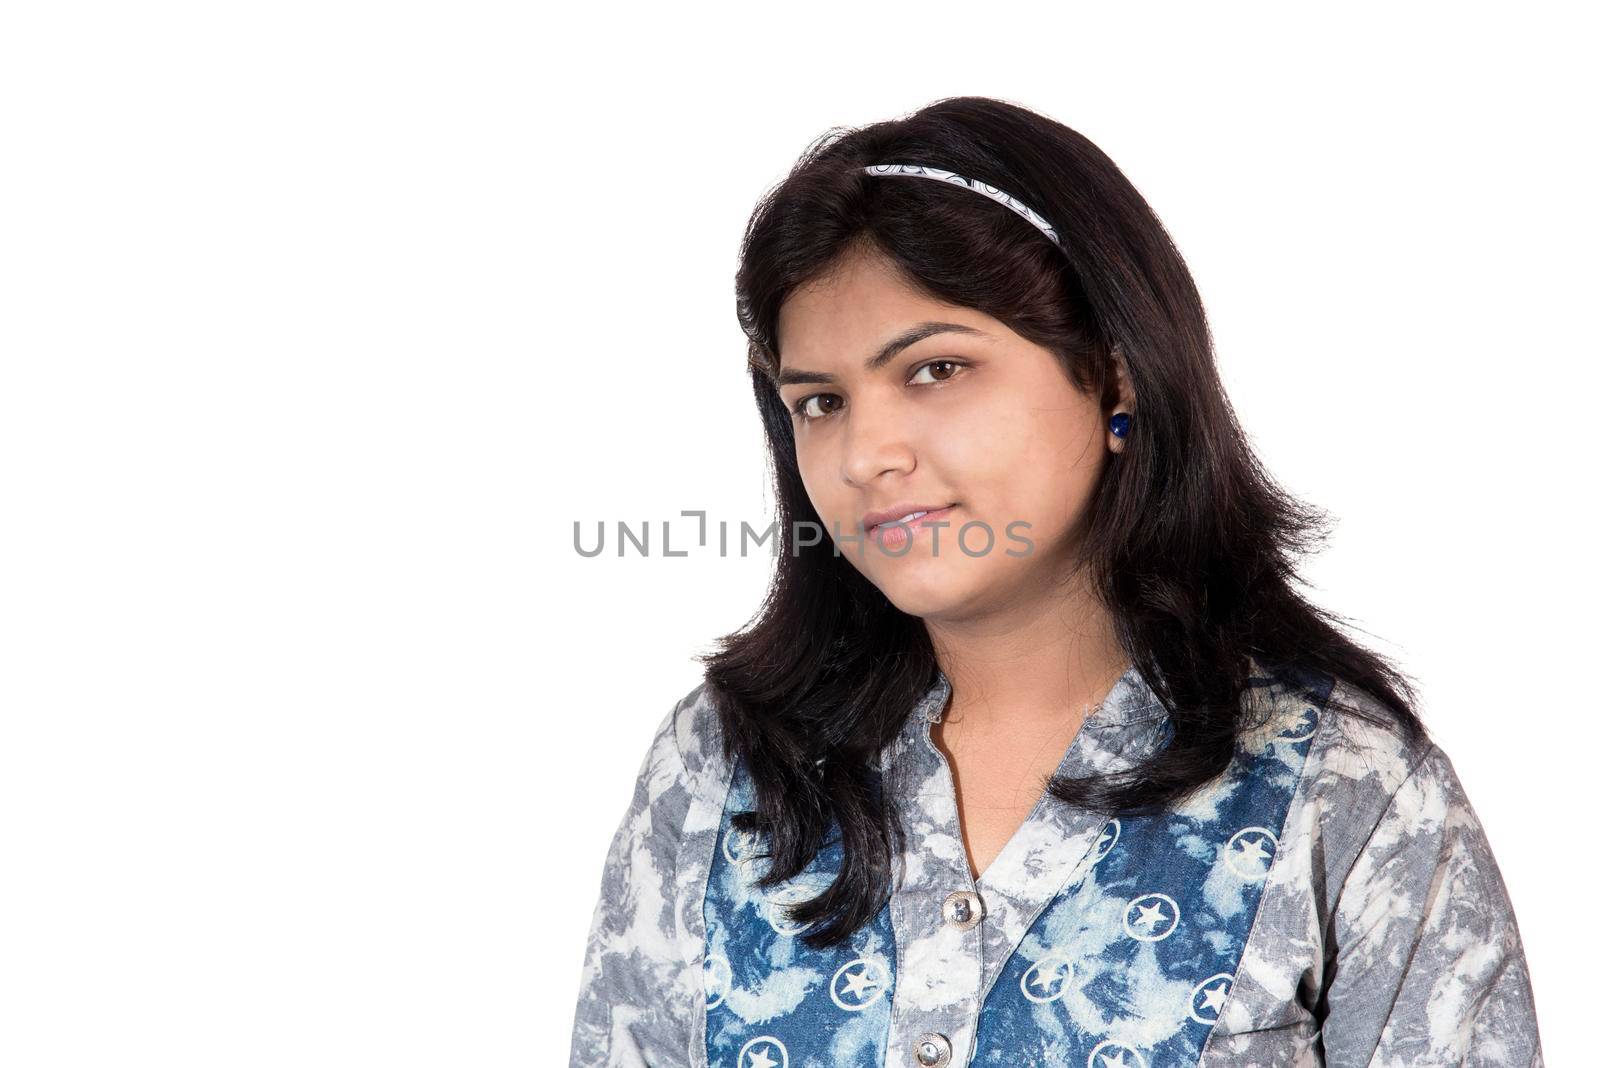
871,563,985,619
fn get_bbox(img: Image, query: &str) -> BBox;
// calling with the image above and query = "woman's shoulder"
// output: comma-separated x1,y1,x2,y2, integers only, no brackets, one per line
1221,675,1538,1058
659,673,733,800
1273,672,1538,1060
1300,670,1439,811
1272,667,1498,903
1236,658,1443,867
602,677,732,864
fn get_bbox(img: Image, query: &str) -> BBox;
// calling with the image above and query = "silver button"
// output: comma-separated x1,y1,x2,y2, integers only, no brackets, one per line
913,1031,952,1067
941,888,985,931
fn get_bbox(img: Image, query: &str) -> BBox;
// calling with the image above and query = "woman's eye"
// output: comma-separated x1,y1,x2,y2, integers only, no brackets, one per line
909,359,965,385
793,394,842,421
790,361,965,423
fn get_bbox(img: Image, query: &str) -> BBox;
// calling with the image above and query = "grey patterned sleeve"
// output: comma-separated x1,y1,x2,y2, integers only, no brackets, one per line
567,700,699,1068
1318,740,1544,1066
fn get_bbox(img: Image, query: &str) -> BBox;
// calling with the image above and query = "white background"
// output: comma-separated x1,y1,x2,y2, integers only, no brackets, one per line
2,3,1592,1064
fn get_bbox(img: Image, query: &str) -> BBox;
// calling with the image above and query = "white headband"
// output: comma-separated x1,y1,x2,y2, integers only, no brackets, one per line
860,163,1063,249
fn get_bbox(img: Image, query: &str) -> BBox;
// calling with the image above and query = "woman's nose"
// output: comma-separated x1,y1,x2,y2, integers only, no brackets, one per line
839,402,917,487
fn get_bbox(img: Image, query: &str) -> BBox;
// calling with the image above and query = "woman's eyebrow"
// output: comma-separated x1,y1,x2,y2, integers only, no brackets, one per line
775,321,994,386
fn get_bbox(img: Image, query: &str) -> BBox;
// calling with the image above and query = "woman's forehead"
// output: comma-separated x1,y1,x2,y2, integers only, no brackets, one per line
779,285,1003,372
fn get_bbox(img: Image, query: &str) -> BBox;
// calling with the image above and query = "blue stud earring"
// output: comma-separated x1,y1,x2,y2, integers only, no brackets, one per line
1109,411,1131,439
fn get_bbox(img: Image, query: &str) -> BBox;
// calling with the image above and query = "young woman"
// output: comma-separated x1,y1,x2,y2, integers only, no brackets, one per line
567,96,1543,1067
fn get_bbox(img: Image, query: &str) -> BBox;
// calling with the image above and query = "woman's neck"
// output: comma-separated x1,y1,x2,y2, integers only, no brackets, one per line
925,584,1128,739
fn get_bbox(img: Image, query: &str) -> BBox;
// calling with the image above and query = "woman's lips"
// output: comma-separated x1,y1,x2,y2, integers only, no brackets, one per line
870,505,957,549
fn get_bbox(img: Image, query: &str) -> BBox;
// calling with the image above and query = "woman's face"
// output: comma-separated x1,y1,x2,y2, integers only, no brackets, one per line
774,245,1132,622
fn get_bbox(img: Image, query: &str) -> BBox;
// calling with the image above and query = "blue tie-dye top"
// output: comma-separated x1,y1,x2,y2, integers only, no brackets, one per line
568,659,1543,1067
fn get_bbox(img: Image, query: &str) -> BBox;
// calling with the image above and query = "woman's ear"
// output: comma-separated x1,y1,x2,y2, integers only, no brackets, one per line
1108,344,1136,453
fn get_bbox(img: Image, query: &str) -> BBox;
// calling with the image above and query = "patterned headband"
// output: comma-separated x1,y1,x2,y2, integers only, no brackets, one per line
860,163,1063,249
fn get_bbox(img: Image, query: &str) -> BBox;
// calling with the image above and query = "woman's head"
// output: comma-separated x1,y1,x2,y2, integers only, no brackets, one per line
733,95,1245,632
702,96,1423,949
773,240,1134,622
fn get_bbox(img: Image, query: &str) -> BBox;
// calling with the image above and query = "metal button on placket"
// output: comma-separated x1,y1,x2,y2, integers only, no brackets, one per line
913,1031,952,1067
941,888,984,931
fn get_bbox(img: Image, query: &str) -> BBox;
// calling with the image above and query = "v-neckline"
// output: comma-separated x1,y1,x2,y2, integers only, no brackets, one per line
914,661,1161,895
924,702,1095,894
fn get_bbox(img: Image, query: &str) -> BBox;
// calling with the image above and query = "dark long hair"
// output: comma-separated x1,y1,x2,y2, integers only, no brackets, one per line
695,95,1427,950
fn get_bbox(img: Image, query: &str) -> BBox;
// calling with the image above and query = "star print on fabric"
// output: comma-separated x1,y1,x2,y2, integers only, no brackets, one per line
1236,836,1270,865
829,957,889,1010
703,952,732,1011
1031,961,1066,990
841,967,876,999
1187,972,1236,1024
737,1036,788,1068
1020,954,1075,1003
1091,1043,1148,1068
1223,826,1280,879
1122,892,1181,941
1085,1040,1149,1068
